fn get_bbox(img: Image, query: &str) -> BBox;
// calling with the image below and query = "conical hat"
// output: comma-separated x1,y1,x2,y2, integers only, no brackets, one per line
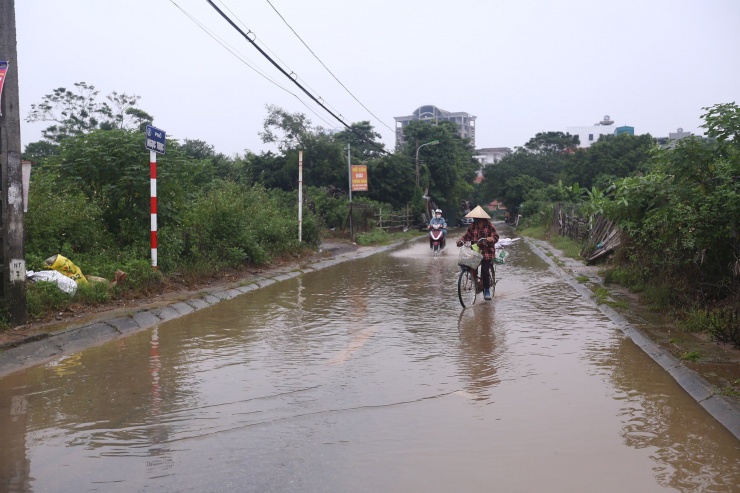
465,205,491,219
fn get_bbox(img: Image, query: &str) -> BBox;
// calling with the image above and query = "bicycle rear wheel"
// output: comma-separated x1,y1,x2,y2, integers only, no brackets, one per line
458,268,477,308
489,262,496,298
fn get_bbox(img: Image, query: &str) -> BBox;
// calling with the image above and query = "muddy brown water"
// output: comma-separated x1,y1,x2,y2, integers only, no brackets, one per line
1,238,738,492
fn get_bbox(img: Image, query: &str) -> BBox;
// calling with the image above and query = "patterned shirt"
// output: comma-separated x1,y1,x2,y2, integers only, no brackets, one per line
459,220,500,260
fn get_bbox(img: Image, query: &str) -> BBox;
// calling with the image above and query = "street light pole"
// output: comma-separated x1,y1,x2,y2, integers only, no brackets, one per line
415,140,439,188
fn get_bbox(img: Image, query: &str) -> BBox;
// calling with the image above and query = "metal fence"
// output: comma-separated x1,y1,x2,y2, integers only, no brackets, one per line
375,206,413,232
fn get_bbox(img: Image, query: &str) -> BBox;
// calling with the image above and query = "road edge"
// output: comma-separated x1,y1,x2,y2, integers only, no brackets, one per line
523,236,740,440
0,239,410,378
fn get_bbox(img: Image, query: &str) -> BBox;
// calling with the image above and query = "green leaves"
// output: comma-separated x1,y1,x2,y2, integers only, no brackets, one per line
26,82,151,144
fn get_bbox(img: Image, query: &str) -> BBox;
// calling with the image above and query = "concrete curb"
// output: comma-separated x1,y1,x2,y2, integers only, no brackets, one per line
523,236,740,440
0,239,413,378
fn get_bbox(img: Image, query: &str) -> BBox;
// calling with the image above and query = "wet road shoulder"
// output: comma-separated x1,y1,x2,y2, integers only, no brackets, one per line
524,236,740,440
0,239,416,379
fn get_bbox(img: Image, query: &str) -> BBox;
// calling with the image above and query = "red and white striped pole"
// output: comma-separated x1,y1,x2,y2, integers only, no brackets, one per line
150,150,158,269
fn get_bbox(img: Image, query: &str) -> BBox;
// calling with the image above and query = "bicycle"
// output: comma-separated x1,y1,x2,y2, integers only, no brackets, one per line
457,240,497,308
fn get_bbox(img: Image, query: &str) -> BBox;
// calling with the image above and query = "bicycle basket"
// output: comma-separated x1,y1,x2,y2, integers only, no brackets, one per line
493,249,509,264
458,246,483,269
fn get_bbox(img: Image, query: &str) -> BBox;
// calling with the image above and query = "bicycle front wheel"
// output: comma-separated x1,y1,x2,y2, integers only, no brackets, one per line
489,262,496,298
458,268,477,308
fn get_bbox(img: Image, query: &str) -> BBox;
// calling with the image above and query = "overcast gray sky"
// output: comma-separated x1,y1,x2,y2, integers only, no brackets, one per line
15,0,740,156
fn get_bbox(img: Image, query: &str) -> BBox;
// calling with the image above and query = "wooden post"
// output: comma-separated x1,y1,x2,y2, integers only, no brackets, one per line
0,0,27,324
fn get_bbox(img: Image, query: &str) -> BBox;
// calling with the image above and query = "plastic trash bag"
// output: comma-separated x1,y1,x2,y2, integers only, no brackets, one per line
493,249,509,264
44,254,87,284
26,270,78,294
458,246,483,269
496,237,520,247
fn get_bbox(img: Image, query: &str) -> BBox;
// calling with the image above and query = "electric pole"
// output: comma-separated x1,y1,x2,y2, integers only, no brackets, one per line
0,0,27,325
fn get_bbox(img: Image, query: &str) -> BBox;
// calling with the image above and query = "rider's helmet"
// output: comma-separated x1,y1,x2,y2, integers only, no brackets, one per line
435,209,442,217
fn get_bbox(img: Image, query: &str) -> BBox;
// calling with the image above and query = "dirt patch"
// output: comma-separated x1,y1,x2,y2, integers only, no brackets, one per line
0,240,359,350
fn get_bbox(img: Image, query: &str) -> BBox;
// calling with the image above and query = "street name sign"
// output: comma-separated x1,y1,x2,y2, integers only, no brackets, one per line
145,125,166,154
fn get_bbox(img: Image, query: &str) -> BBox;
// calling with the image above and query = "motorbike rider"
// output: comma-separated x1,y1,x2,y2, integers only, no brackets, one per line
456,205,499,300
428,209,447,248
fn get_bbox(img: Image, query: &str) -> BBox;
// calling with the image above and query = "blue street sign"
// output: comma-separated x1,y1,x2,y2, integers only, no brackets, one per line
145,125,166,154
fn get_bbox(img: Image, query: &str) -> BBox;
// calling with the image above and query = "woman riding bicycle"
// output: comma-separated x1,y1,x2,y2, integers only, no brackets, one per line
456,206,499,300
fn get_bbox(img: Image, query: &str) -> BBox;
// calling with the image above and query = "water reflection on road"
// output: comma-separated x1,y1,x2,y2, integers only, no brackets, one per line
1,233,738,492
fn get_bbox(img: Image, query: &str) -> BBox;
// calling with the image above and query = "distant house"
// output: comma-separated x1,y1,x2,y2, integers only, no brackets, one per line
474,147,512,182
488,200,507,220
656,127,693,146
567,115,625,148
475,147,512,165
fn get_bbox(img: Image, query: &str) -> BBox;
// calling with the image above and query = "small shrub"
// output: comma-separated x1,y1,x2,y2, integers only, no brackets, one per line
601,266,646,293
549,235,583,259
593,286,610,304
75,281,112,305
26,282,73,319
116,259,165,293
355,229,391,246
576,275,590,283
680,351,701,362
643,285,674,310
705,308,740,348
519,224,546,240
606,300,630,310
680,309,713,333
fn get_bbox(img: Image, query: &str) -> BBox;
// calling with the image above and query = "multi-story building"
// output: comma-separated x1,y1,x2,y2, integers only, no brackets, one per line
394,105,476,149
566,115,618,148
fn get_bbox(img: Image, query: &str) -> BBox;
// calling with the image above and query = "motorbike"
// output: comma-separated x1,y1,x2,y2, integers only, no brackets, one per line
428,223,446,254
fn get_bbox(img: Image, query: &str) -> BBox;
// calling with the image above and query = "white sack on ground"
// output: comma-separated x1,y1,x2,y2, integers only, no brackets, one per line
26,270,78,295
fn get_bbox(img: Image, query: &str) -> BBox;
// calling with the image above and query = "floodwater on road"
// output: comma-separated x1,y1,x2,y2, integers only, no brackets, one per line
1,233,738,492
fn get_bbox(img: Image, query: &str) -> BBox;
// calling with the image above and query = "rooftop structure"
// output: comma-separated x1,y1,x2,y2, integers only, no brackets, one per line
395,105,476,149
566,115,618,148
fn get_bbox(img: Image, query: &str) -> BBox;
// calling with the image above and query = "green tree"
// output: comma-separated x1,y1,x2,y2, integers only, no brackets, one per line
333,121,386,160
53,129,206,244
563,133,655,189
26,82,152,143
598,104,740,301
259,104,313,151
366,154,415,209
523,131,579,153
401,120,478,211
22,140,60,163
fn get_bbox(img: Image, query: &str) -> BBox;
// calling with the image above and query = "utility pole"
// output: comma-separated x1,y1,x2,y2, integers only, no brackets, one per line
0,0,27,325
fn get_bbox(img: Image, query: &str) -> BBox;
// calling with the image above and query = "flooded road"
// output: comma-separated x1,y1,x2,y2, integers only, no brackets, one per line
1,235,739,492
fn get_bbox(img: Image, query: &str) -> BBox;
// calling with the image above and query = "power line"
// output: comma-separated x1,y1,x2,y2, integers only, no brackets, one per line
168,0,338,130
263,0,394,133
205,0,392,157
213,1,346,120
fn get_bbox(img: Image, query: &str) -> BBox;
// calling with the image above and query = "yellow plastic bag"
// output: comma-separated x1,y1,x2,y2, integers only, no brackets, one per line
45,254,88,284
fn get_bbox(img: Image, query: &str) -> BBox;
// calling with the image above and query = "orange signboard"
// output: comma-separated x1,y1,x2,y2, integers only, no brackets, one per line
351,164,368,191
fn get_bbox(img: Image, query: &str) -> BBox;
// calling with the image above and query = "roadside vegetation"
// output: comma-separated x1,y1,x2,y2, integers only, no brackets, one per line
483,103,740,347
4,83,477,327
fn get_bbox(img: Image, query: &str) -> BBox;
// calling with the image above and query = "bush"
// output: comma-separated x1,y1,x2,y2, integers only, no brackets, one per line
25,167,113,257
355,229,391,246
26,282,73,319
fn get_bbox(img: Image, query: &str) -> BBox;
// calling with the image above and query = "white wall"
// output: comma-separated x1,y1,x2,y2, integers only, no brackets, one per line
566,125,615,148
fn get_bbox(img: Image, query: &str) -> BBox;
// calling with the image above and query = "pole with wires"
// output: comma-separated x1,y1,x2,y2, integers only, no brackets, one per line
298,150,303,242
347,144,353,242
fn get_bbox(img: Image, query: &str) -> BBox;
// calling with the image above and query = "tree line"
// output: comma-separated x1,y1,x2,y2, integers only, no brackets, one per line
14,83,480,321
481,103,739,339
